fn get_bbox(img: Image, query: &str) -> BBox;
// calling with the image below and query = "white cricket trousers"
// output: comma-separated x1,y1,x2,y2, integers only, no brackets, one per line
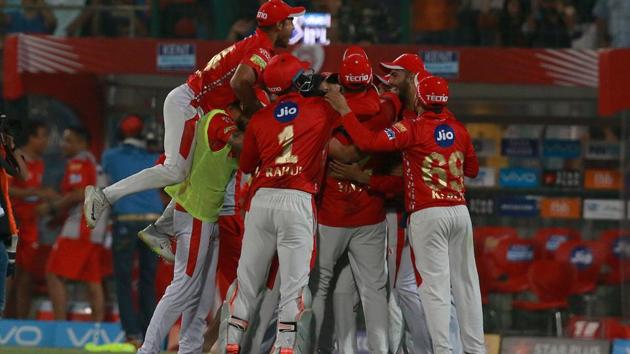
312,221,389,354
408,205,485,354
103,84,199,204
230,188,316,347
138,209,219,354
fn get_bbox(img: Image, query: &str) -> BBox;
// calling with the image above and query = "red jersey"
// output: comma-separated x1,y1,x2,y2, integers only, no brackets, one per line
187,29,274,112
60,151,98,241
11,158,44,243
318,90,400,227
240,93,339,197
341,110,479,213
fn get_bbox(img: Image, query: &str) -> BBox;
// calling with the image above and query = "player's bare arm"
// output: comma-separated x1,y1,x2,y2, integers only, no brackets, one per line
230,64,263,118
328,137,362,163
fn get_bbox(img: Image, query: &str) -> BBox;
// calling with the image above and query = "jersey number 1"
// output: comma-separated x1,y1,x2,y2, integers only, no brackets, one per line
276,125,298,164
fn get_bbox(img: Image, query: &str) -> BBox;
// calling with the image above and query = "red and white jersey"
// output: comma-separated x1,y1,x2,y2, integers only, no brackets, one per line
187,28,274,112
341,110,479,213
318,89,400,227
240,93,339,198
11,157,44,243
59,151,102,242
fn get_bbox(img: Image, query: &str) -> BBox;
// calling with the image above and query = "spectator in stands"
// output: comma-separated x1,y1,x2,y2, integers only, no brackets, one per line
337,0,400,44
499,0,529,46
42,126,106,322
524,0,573,48
66,0,147,37
593,0,630,47
0,0,57,34
8,121,58,319
101,115,162,346
46,0,86,36
413,0,458,45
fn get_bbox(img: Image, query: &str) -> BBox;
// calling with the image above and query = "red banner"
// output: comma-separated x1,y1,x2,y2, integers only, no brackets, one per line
599,49,630,116
3,34,602,101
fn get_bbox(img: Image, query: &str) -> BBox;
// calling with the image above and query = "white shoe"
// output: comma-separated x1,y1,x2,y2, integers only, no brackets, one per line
138,224,175,262
84,186,110,229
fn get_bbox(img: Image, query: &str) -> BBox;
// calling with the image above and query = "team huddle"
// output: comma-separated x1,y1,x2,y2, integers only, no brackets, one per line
82,1,485,353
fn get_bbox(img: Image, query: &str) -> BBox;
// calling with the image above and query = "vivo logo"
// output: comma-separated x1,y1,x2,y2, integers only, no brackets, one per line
500,168,540,187
426,94,448,103
0,326,42,346
257,11,268,19
345,74,370,83
66,326,125,347
502,172,537,183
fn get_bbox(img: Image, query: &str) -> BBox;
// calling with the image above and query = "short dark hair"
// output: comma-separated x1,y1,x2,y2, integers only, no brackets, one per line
66,125,91,145
16,120,47,147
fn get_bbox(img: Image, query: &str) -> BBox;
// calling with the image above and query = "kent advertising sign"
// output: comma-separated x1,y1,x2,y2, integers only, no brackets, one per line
0,320,125,348
156,43,196,71
499,168,540,188
583,199,625,220
501,337,610,354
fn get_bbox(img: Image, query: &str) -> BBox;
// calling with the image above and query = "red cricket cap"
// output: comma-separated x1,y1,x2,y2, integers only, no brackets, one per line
257,0,305,27
263,53,310,93
416,75,449,108
380,53,426,75
339,46,372,88
375,74,391,86
119,115,143,138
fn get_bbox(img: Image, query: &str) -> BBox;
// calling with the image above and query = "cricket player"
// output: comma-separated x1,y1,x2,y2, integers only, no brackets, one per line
44,127,108,322
83,0,305,260
222,53,340,354
137,101,245,353
326,75,485,354
312,47,400,354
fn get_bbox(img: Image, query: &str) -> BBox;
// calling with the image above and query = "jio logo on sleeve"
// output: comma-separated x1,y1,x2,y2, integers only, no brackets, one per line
274,101,299,123
434,124,455,147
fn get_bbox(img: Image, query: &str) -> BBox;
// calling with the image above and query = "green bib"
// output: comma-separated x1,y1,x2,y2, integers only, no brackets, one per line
165,109,237,223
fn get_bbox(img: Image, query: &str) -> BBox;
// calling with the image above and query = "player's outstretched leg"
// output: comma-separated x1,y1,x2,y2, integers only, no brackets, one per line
272,286,313,354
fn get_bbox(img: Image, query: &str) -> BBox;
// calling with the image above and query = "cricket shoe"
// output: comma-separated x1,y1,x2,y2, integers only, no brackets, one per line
138,224,175,262
84,186,110,229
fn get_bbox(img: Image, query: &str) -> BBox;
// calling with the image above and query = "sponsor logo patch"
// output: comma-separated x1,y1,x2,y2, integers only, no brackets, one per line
434,124,455,147
274,101,299,123
250,54,267,69
384,128,396,140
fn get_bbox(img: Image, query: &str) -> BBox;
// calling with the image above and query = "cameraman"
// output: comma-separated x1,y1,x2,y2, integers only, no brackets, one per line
0,124,28,318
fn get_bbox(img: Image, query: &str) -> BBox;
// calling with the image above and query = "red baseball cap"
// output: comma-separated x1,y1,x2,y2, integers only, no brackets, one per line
416,75,449,108
380,53,426,75
257,0,305,27
339,46,372,88
263,53,310,93
119,115,143,138
375,74,391,86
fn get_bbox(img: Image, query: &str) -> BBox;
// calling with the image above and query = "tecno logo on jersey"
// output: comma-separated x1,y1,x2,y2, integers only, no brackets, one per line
434,124,455,147
426,94,448,103
345,74,370,83
274,101,299,123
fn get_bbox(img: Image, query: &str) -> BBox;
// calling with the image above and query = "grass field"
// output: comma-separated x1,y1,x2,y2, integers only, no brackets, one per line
0,349,175,354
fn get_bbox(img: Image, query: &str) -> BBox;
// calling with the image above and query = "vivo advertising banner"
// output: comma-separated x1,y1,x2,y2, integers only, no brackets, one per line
501,337,610,354
612,339,630,354
499,168,540,188
0,320,125,348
